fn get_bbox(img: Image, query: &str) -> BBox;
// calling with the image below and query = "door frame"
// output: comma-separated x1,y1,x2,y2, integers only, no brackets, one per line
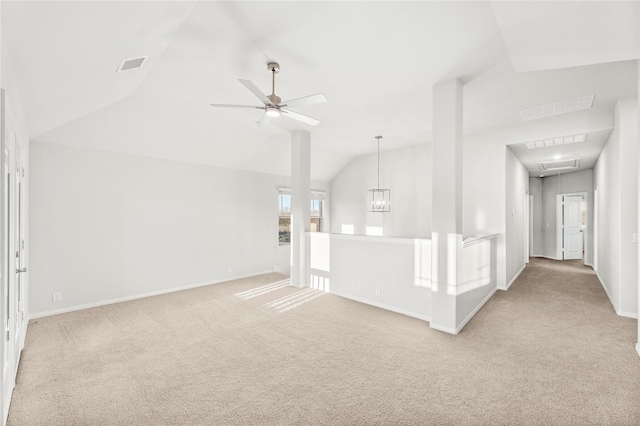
556,192,588,263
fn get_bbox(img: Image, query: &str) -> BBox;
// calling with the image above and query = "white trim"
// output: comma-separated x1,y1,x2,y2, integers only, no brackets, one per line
455,287,498,333
3,389,11,426
462,233,499,247
596,270,617,312
29,270,273,320
429,322,458,334
503,264,526,291
531,255,563,261
329,290,430,322
329,232,416,245
594,271,635,319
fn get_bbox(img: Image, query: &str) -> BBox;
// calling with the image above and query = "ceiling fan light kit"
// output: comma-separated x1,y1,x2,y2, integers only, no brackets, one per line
210,61,327,127
368,135,391,213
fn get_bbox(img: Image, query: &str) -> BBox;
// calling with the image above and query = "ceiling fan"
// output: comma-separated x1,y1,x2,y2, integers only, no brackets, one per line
210,62,327,127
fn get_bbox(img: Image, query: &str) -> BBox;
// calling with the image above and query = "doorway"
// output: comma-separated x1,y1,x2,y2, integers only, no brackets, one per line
556,193,587,263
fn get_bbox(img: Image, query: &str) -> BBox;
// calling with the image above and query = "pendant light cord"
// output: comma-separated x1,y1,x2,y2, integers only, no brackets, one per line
375,135,382,189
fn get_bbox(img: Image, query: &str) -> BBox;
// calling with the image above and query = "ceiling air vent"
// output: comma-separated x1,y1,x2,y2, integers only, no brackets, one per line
117,56,147,72
520,95,595,121
538,158,581,171
524,133,587,150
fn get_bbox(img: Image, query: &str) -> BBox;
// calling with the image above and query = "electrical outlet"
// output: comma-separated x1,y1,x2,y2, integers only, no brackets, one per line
227,265,232,273
357,283,363,292
52,292,62,302
375,287,380,296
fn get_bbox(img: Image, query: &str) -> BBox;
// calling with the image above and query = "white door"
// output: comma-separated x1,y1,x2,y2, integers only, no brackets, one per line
13,148,26,365
0,90,26,423
563,195,583,260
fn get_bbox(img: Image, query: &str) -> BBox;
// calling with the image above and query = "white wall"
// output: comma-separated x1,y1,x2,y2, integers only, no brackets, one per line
594,98,638,317
323,234,432,320
331,134,517,291
463,136,507,288
505,148,529,288
330,144,431,238
29,141,329,316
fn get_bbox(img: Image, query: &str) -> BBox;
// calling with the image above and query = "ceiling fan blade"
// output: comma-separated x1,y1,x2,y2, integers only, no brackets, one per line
210,104,262,109
281,109,320,126
280,93,328,108
257,112,272,128
238,79,274,106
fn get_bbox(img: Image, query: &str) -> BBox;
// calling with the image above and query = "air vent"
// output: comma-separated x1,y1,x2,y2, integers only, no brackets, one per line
538,158,581,171
117,56,147,72
520,95,595,121
524,133,587,150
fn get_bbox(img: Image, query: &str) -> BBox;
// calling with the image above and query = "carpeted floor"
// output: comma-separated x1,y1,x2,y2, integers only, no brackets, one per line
8,258,640,425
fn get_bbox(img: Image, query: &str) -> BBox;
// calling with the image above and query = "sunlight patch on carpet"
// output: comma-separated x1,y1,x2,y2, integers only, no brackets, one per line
264,288,325,313
235,279,291,299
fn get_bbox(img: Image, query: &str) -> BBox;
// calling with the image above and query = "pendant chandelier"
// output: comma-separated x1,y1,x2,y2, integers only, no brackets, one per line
367,135,390,212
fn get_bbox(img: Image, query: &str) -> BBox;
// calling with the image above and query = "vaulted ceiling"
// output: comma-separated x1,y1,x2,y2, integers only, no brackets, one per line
2,1,638,180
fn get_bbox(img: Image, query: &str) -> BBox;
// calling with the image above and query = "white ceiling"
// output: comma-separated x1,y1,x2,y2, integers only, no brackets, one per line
2,1,638,181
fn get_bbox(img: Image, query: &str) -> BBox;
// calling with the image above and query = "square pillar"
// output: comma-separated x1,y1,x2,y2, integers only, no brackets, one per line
430,78,463,333
291,130,311,288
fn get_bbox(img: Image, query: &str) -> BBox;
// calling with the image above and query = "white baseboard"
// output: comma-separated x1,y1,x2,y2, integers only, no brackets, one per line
29,270,274,320
595,271,618,313
617,311,638,319
530,255,563,261
429,322,458,334
329,291,430,323
594,272,638,318
501,264,526,291
455,287,498,334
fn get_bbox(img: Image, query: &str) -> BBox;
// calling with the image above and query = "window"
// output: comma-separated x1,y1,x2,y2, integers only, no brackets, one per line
279,190,292,244
278,188,325,245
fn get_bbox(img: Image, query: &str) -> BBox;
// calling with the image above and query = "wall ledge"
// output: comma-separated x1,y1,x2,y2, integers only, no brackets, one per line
636,343,640,359
29,270,273,320
328,233,421,245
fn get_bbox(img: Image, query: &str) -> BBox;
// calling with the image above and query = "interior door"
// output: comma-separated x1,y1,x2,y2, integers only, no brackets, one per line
13,149,26,365
563,195,583,260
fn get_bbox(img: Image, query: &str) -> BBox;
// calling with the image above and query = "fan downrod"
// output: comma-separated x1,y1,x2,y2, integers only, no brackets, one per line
266,62,281,105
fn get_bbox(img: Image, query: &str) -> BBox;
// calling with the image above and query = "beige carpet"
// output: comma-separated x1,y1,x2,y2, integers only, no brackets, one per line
8,258,640,425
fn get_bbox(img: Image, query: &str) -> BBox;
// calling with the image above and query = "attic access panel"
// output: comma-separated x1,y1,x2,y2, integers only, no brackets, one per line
538,158,581,171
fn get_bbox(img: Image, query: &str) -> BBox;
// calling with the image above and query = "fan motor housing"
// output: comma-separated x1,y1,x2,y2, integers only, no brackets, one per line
267,94,281,105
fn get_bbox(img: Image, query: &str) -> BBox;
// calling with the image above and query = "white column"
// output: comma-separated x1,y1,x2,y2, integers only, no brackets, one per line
291,130,311,288
430,78,463,334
